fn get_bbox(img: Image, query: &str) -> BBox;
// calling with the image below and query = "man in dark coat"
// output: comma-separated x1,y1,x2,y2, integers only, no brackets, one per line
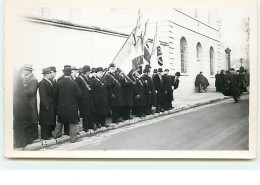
21,64,39,140
170,72,181,107
152,68,165,113
38,68,56,140
195,71,210,93
118,71,134,120
141,66,156,115
90,67,110,128
76,65,95,131
103,63,123,123
13,69,33,148
225,68,242,102
215,71,221,92
133,75,146,117
52,65,82,143
163,69,173,111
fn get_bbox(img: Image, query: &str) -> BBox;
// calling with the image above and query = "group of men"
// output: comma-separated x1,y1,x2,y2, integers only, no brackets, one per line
13,63,181,148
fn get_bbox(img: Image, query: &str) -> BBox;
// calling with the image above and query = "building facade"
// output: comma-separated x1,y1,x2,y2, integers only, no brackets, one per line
12,6,228,95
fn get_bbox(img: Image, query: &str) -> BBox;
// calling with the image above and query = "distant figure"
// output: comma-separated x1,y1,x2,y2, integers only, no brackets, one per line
195,71,210,93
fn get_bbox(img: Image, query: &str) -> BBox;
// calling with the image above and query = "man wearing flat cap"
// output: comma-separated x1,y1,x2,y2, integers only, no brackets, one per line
76,65,95,131
90,67,110,128
52,65,82,143
20,64,39,140
38,68,56,140
103,63,123,123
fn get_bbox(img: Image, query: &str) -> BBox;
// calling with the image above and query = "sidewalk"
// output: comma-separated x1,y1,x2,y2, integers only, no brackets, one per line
21,91,240,151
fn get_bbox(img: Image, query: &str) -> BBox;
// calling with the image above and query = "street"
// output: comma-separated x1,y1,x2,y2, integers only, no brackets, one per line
40,94,249,151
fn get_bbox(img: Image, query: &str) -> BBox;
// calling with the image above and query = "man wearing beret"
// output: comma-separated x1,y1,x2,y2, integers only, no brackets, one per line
20,64,39,140
76,65,95,131
103,63,123,123
52,65,82,143
38,68,56,140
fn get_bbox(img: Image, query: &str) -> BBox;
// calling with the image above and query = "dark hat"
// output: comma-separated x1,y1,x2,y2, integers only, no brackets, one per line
82,65,91,73
158,68,163,73
164,69,169,72
63,65,72,75
78,68,83,74
145,64,152,69
153,69,157,73
109,63,116,68
143,68,150,73
175,72,181,76
200,71,203,73
42,67,52,74
49,66,56,72
71,66,78,70
96,67,104,72
21,64,34,71
91,68,97,73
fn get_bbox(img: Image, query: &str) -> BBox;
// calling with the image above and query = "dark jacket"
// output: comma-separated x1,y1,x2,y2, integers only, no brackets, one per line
90,76,110,115
38,78,56,126
152,74,165,104
171,76,180,90
55,77,82,124
141,74,156,106
133,78,146,107
75,75,95,116
23,73,38,123
103,72,123,107
120,77,134,107
163,74,173,102
195,74,210,87
13,70,32,129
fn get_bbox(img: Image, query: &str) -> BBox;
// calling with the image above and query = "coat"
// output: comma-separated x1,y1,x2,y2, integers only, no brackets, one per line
141,74,156,106
103,72,123,107
195,74,210,87
90,76,110,115
75,75,95,116
133,79,146,107
163,74,173,102
38,78,56,126
13,70,32,129
55,77,82,124
152,74,165,104
23,73,38,123
120,77,134,107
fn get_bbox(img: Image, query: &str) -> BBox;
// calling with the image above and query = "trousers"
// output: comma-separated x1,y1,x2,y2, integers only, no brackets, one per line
52,122,77,143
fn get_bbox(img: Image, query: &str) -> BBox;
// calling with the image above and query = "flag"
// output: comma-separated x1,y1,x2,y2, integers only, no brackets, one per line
150,24,163,66
143,19,151,64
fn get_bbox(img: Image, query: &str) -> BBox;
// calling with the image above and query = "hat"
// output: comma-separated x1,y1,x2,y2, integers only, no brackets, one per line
143,68,150,73
49,66,56,72
42,67,51,74
96,67,103,72
91,68,97,73
153,69,157,73
164,69,169,72
78,68,83,74
71,66,78,70
175,72,181,76
200,71,203,73
21,64,34,71
82,65,91,73
158,68,163,73
145,64,151,69
109,63,116,68
63,65,72,75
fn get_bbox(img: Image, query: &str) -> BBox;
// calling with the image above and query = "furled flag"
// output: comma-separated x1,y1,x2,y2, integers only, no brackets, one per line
150,24,163,67
143,19,151,65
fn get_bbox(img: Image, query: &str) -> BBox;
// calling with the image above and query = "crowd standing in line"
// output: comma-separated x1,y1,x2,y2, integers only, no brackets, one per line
13,63,181,148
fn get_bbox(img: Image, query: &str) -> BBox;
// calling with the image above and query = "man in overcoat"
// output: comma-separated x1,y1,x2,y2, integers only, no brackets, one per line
52,65,82,143
152,68,165,113
226,68,242,103
163,69,173,111
90,67,110,128
38,68,56,140
133,75,146,117
21,64,39,140
103,64,123,123
76,65,95,131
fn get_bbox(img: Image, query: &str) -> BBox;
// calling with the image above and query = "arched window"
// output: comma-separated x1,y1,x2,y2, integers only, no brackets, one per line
180,37,188,73
210,47,214,75
197,42,203,71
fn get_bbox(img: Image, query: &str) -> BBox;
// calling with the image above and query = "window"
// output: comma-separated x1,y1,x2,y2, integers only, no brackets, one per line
196,42,203,71
180,37,188,73
210,47,214,75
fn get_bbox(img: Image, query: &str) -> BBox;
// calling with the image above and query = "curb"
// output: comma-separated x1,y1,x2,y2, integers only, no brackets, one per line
22,94,242,151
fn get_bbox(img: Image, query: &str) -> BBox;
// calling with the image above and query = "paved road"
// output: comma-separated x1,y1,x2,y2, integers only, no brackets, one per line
41,94,249,151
